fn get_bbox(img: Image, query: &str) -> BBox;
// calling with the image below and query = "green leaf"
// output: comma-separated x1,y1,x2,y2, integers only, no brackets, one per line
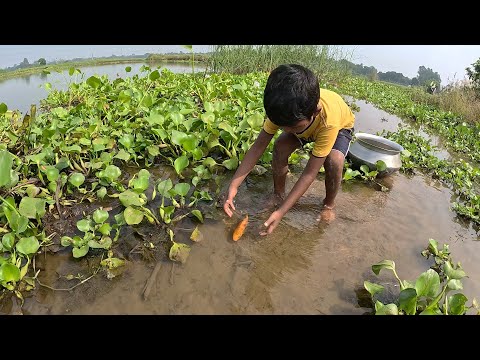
88,236,112,250
86,76,102,88
444,261,466,280
69,67,75,76
171,130,188,146
69,173,85,188
0,150,13,188
428,239,439,255
181,135,198,152
169,242,191,264
2,233,15,250
149,70,160,81
191,209,203,223
0,263,21,283
174,183,190,197
398,288,417,315
119,190,145,207
201,112,215,125
104,165,122,181
0,103,7,114
125,66,132,72
182,45,193,51
119,134,134,149
419,308,442,315
376,160,387,172
448,293,468,315
93,209,109,224
374,301,399,315
77,219,92,233
372,260,395,275
415,269,440,298
4,208,29,234
61,236,72,247
142,94,153,108
147,145,160,157
364,281,384,297
114,213,126,226
192,148,203,161
246,113,264,129
223,158,239,170
45,166,59,182
203,157,217,169
447,279,463,291
157,179,173,197
174,156,189,175
360,165,370,175
18,197,46,219
97,187,107,200
124,206,144,225
72,245,89,258
97,223,112,236
114,149,131,161
16,236,40,255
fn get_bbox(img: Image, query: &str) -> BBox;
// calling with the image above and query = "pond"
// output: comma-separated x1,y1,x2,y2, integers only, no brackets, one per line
1,67,479,315
0,62,206,115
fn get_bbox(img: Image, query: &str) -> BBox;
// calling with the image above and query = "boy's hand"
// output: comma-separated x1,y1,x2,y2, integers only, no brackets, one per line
223,188,237,217
259,210,283,236
224,198,236,217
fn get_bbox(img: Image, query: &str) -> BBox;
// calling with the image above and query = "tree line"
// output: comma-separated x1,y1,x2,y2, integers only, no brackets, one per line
339,59,442,90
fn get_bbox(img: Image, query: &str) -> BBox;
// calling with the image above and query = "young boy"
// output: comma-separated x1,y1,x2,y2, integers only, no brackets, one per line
223,64,355,235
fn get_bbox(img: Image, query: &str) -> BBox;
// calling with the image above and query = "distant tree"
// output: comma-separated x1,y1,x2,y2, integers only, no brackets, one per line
416,65,441,89
19,58,29,68
466,58,480,94
37,58,46,66
378,71,411,86
411,77,419,86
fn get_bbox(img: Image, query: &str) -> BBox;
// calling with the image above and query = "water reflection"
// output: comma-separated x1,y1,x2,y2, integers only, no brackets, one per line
0,62,206,115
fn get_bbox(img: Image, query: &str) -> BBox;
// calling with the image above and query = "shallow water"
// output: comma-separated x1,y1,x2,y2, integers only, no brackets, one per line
15,163,479,315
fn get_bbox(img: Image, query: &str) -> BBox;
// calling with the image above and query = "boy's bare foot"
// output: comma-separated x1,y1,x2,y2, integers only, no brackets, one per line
316,204,336,223
259,193,284,213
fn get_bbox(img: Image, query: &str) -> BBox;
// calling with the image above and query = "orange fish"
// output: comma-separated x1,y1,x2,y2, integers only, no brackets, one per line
232,214,249,241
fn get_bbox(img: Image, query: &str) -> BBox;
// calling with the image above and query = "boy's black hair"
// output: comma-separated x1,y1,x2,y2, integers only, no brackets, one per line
263,64,320,127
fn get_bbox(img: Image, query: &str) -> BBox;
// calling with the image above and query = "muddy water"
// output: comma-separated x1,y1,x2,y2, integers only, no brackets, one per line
3,100,476,315
351,98,454,161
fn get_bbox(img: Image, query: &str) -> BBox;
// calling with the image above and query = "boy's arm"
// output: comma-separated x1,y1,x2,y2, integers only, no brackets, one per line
261,154,325,235
224,129,274,217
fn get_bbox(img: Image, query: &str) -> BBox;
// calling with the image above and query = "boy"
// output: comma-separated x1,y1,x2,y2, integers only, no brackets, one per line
223,64,355,235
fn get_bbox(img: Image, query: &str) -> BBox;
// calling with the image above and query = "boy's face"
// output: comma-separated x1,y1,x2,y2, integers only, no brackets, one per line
280,116,313,135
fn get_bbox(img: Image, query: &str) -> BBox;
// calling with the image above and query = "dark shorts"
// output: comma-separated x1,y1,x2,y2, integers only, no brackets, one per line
298,127,354,157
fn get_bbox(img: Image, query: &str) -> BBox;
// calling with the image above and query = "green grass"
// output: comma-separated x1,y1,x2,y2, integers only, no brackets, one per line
207,45,353,87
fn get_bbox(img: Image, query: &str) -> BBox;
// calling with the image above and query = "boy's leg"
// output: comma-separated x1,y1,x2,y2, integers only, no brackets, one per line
322,149,346,208
271,132,302,201
318,128,353,222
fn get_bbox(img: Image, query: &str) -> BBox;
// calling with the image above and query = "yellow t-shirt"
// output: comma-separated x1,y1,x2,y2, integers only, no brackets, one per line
263,88,355,157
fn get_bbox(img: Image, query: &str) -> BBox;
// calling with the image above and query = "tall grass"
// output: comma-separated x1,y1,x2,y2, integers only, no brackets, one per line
410,80,480,124
207,45,353,86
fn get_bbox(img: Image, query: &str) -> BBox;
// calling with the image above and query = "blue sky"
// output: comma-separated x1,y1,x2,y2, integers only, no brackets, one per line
1,45,479,84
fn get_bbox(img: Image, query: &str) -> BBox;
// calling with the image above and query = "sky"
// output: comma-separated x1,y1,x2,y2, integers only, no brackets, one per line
1,45,479,84
340,45,480,83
